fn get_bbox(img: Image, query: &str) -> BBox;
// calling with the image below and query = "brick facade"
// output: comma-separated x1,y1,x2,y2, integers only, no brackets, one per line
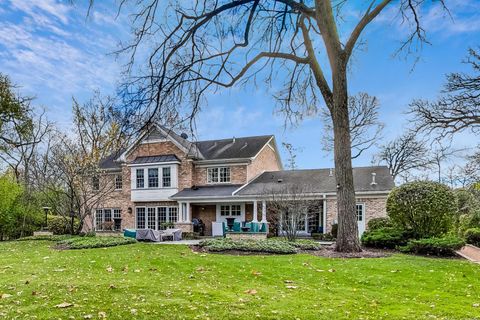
247,142,281,180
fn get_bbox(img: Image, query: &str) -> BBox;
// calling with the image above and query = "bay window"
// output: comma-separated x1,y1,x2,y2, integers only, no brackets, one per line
136,169,144,188
134,166,175,189
148,168,159,188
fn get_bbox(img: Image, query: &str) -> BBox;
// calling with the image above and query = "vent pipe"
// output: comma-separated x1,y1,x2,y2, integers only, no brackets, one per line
371,172,377,186
329,168,333,177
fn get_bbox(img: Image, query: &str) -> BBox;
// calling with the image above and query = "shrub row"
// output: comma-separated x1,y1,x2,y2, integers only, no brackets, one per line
464,228,480,246
399,237,466,256
199,238,302,254
57,236,136,249
361,227,412,249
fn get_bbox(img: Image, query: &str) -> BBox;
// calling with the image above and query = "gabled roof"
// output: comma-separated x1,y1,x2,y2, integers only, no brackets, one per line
194,135,274,160
131,154,180,165
99,149,125,170
235,166,394,196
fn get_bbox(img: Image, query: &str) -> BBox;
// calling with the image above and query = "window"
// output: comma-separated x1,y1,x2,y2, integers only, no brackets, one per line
136,169,144,188
136,207,146,229
220,204,241,216
115,175,123,190
162,167,171,187
207,167,230,183
148,168,159,188
147,207,156,229
92,176,99,191
95,208,120,231
356,204,364,222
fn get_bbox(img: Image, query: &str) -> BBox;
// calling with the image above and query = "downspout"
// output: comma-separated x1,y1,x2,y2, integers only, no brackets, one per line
322,194,327,234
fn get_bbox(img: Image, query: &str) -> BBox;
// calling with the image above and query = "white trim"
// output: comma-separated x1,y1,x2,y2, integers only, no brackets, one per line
252,136,274,160
232,171,265,195
195,162,249,168
127,161,181,167
194,159,251,166
140,138,168,144
215,203,245,224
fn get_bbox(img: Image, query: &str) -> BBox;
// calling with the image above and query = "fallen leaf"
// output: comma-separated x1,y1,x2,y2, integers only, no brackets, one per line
106,266,113,273
285,285,298,289
55,302,74,308
134,269,141,273
83,315,93,319
316,269,325,272
109,284,116,289
473,303,479,308
131,308,138,315
1,293,12,299
98,311,107,318
251,270,262,276
244,289,257,295
328,269,336,273
284,280,294,283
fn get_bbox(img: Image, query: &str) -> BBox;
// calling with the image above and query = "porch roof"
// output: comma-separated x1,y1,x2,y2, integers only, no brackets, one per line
171,184,243,199
131,154,180,164
235,166,394,196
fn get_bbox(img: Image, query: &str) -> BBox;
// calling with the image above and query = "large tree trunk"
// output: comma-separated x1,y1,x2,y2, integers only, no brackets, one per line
332,60,361,252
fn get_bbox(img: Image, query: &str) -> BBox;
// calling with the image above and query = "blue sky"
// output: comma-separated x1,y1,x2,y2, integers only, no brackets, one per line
1,0,479,169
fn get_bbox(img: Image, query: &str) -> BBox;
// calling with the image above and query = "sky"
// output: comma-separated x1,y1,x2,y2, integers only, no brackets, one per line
0,0,479,170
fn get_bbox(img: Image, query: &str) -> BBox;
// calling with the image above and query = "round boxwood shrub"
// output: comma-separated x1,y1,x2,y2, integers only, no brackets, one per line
361,227,412,249
47,215,80,235
464,228,480,246
367,217,393,231
387,181,456,238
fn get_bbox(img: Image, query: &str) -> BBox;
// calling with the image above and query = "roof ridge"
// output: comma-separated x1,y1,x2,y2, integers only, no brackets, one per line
194,134,273,144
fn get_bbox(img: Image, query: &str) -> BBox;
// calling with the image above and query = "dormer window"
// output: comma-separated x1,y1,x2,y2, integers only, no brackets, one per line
207,167,230,183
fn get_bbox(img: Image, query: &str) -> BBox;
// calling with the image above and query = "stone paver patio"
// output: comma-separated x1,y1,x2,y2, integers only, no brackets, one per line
457,244,480,264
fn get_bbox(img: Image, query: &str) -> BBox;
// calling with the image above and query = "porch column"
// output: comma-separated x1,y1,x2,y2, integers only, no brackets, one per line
185,202,191,223
178,202,184,222
322,197,327,234
252,200,259,222
261,200,267,223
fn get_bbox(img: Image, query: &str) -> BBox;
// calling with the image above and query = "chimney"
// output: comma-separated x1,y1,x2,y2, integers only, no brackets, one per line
329,168,333,177
232,137,236,143
371,172,377,186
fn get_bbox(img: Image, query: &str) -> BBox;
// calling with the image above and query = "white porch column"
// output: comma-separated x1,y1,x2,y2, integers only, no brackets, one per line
252,200,258,222
178,202,184,222
261,200,267,223
185,202,191,223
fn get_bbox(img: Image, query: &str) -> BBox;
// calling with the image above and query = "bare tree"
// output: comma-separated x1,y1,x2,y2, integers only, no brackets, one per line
375,133,431,181
321,92,384,159
429,141,466,183
410,48,480,136
264,183,321,241
282,142,302,170
108,0,446,252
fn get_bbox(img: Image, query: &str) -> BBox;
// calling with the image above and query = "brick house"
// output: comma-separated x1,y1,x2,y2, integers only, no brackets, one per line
85,124,394,236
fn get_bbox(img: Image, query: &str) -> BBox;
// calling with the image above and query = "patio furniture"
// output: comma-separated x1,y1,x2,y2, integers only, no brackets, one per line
225,217,236,231
136,229,162,242
161,228,182,241
241,226,251,232
123,229,136,239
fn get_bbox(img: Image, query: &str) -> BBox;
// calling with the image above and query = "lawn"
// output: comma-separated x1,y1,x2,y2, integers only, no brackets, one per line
0,241,479,319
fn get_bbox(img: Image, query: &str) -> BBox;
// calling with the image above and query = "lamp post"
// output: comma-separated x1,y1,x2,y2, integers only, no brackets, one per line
42,207,50,230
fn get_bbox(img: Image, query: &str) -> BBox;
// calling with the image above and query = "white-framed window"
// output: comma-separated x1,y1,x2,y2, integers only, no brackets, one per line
162,167,171,187
148,168,159,188
356,204,365,222
136,169,144,188
219,204,241,216
136,207,146,229
92,176,99,191
115,175,123,190
147,207,156,229
207,167,231,183
95,208,121,231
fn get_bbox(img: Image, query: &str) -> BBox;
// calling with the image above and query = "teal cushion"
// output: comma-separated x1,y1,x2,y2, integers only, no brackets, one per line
250,222,259,232
259,223,267,233
233,222,241,232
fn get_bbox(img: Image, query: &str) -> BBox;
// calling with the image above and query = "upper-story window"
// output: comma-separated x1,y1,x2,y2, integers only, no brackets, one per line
134,166,175,189
162,167,171,187
92,176,99,191
115,175,123,190
148,168,159,188
136,169,144,188
207,167,230,183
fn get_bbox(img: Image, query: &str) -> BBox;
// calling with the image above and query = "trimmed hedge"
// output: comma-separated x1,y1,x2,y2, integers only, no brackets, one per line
399,237,465,256
361,227,411,249
199,238,298,254
464,228,480,246
57,236,136,249
367,217,393,231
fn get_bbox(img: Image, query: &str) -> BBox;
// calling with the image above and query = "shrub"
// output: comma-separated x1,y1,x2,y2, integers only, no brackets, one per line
361,227,411,249
399,237,465,256
57,236,136,249
199,238,297,254
367,217,393,231
387,181,456,238
464,228,480,246
331,223,338,238
284,239,321,250
47,215,80,235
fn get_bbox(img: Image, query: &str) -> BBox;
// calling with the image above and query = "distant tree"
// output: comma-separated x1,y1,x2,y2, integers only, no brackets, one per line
0,73,34,152
410,48,480,136
321,92,384,159
375,133,431,181
428,141,465,184
282,142,302,170
107,0,445,252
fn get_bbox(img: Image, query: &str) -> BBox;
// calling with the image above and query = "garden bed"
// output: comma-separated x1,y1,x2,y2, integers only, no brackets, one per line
53,236,136,250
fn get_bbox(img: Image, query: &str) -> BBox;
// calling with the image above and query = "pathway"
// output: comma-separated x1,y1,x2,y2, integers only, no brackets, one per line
457,244,480,264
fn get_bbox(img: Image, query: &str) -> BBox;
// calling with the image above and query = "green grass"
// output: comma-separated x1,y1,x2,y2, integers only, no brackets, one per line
1,241,479,319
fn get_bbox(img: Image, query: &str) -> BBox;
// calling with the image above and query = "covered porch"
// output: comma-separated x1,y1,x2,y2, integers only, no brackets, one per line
176,199,270,238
